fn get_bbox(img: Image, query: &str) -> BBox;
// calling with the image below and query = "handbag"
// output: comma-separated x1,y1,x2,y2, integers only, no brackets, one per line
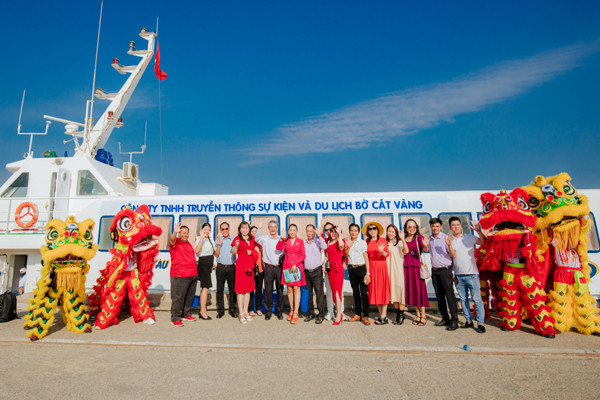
283,266,302,284
415,236,431,280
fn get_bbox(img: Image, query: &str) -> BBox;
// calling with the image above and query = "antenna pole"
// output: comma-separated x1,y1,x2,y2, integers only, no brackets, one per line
88,1,104,139
156,16,165,185
17,90,25,134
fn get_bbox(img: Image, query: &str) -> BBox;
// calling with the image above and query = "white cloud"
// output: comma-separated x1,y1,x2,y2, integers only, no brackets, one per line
244,41,599,160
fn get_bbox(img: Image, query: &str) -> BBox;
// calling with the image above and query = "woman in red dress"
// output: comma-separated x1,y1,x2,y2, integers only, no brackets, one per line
276,224,306,324
364,222,390,325
324,223,346,325
232,221,259,324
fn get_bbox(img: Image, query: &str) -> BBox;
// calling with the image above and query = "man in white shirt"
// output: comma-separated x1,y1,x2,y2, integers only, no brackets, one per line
255,220,283,320
447,217,486,333
345,223,371,325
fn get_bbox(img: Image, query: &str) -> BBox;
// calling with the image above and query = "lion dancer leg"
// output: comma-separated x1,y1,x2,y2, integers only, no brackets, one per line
547,280,573,333
479,275,492,320
24,287,61,341
61,289,91,333
518,272,556,337
95,278,128,329
126,269,155,324
497,267,522,331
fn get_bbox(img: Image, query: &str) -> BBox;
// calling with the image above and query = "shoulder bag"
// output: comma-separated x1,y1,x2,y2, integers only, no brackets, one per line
415,236,431,280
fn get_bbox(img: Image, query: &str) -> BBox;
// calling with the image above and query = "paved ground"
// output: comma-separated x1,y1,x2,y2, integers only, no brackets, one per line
2,304,600,399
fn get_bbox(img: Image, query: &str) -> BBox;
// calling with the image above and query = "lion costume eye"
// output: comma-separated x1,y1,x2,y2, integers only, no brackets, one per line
517,197,530,210
84,229,93,241
46,228,59,242
528,197,540,209
117,216,133,232
563,182,576,196
482,202,492,214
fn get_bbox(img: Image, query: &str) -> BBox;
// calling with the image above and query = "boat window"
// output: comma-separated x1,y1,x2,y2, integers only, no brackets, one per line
98,216,115,250
77,170,107,196
437,212,474,235
360,213,393,239
285,215,317,240
321,214,354,240
250,215,281,237
152,217,173,250
399,213,432,237
587,213,599,252
214,215,243,240
1,173,29,198
180,216,209,248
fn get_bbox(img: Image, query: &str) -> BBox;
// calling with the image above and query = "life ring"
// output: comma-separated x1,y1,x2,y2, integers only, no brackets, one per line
15,202,38,228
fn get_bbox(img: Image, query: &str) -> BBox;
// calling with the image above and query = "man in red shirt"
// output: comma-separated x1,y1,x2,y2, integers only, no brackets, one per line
169,223,198,326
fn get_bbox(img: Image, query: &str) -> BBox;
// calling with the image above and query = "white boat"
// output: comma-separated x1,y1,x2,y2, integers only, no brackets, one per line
1,27,599,299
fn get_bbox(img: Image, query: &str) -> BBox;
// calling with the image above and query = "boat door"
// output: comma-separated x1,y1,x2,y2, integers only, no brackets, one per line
51,168,71,220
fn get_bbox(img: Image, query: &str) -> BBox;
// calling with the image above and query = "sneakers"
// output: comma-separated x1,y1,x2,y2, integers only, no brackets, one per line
324,314,333,321
171,320,184,327
180,315,197,322
143,318,156,325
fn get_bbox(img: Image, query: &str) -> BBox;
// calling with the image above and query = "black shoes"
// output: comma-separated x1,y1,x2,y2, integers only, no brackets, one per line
304,314,315,322
276,313,283,320
216,312,225,319
315,316,324,324
475,325,486,334
435,319,450,326
264,313,272,320
392,310,405,325
461,322,474,329
198,314,212,321
374,316,389,325
229,311,238,318
446,322,458,331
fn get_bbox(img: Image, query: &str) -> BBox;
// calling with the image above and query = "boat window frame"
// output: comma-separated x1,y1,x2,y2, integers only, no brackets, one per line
437,212,474,236
1,172,29,198
76,169,108,196
360,213,394,239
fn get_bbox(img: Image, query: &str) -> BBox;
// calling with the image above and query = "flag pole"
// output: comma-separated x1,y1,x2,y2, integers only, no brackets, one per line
156,16,165,185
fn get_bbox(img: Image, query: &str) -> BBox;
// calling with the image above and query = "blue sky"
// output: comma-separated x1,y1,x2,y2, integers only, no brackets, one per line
1,1,599,194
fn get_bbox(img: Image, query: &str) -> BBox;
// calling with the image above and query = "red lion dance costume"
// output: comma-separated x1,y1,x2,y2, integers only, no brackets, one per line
477,188,556,337
88,205,162,329
523,173,600,335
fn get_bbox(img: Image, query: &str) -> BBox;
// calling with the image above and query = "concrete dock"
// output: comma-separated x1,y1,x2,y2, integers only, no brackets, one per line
1,297,599,400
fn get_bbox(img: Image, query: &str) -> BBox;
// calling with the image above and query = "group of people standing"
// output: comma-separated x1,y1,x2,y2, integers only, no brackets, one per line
167,217,487,333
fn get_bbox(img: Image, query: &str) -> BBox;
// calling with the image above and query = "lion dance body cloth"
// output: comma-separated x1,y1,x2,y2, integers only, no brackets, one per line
23,217,98,341
88,205,162,329
523,173,600,335
476,189,556,337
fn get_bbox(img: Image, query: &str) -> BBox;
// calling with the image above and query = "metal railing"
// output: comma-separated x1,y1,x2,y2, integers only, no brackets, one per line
0,196,101,234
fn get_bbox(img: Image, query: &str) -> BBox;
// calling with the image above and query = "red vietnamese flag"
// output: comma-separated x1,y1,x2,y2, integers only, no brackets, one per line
154,41,168,81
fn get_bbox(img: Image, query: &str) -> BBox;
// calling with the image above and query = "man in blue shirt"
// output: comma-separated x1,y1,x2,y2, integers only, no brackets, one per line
215,222,237,318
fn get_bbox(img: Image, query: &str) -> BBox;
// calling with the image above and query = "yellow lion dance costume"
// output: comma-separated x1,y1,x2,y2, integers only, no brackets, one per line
523,173,600,335
23,216,98,341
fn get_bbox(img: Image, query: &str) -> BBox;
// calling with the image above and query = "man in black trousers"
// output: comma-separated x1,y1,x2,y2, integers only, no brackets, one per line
428,218,459,330
256,221,284,320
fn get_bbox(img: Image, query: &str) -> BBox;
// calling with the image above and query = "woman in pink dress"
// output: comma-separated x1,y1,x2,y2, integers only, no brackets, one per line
364,222,390,325
276,224,306,324
324,223,346,325
232,221,259,324
401,219,430,326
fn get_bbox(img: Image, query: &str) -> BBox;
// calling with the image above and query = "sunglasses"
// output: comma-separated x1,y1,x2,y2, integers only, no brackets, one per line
221,228,229,231
368,227,378,231
324,228,332,232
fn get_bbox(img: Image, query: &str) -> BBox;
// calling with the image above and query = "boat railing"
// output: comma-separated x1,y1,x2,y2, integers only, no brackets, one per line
0,196,101,234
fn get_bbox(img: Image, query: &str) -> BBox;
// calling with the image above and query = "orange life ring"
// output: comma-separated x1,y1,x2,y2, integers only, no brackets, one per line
15,202,38,228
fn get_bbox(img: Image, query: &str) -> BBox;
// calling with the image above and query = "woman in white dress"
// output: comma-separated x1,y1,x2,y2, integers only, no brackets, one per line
386,224,408,325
